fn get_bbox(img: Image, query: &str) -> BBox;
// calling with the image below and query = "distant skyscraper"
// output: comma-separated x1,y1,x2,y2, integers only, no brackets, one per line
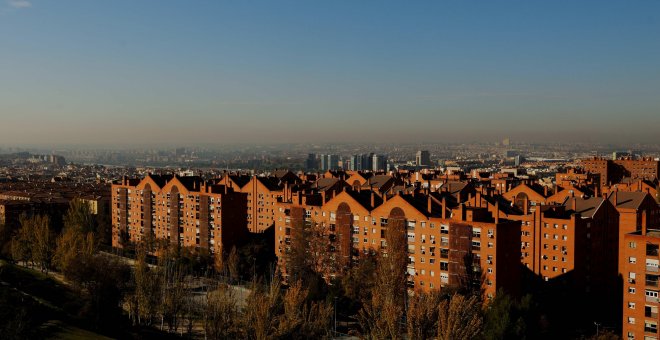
503,137,510,146
320,154,339,171
329,154,339,170
372,154,387,171
416,150,431,166
306,153,317,170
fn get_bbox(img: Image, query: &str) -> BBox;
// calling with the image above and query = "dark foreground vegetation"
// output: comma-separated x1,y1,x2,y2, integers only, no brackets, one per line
1,199,621,339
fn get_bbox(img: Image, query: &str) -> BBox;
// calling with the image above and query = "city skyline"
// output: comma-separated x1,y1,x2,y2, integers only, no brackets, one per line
1,1,659,145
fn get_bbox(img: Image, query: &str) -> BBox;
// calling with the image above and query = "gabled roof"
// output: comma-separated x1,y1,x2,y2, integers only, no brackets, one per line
345,190,384,211
314,178,345,192
484,194,523,215
176,176,205,192
362,175,395,192
227,174,251,188
562,196,604,218
255,176,282,192
608,191,652,210
147,174,174,188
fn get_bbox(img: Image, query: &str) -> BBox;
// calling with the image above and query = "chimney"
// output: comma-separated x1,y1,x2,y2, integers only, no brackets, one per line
371,192,375,208
321,191,326,203
571,197,577,212
442,197,447,219
427,196,432,215
495,200,500,223
284,182,289,201
524,195,529,215
642,209,648,234
614,190,618,206
544,186,548,197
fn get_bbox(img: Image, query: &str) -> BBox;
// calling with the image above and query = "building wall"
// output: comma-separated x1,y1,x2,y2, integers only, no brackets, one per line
111,176,248,256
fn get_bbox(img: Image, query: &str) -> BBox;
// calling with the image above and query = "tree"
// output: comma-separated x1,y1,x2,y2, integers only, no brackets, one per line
243,279,282,340
437,294,483,340
482,291,537,340
341,251,378,313
52,226,95,282
358,215,408,339
79,255,132,330
9,214,54,271
286,214,312,283
159,263,187,333
10,216,33,267
63,199,95,234
131,243,163,326
203,283,241,340
0,222,12,259
227,246,240,282
407,290,442,340
31,215,54,273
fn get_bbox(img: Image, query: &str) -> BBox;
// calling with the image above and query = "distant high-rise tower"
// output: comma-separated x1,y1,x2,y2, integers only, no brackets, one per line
416,150,431,166
372,154,387,171
503,137,510,146
306,153,317,171
320,154,339,171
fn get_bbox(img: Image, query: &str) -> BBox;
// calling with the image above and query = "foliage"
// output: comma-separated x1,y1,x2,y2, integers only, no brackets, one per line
437,294,483,340
243,279,283,340
52,226,95,281
10,214,54,272
358,216,408,339
203,284,241,340
407,290,443,340
482,291,538,340
63,199,95,234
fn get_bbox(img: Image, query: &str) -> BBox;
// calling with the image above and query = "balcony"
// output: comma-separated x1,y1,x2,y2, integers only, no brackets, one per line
647,266,659,273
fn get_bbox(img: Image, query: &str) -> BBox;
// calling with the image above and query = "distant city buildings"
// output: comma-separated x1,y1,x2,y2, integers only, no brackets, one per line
416,150,431,167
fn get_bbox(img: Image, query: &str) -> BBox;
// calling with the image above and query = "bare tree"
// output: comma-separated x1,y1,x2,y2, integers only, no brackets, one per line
227,246,240,282
407,290,442,340
358,214,408,339
437,294,483,340
243,279,282,340
31,215,54,273
203,283,241,339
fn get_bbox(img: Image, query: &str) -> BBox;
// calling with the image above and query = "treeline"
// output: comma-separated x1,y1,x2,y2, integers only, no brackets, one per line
0,201,621,339
283,215,620,339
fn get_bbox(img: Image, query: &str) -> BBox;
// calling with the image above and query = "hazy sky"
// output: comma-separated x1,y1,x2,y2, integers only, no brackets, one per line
1,1,659,146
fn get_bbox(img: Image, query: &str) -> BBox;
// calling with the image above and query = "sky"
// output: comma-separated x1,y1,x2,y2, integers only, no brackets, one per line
1,1,659,146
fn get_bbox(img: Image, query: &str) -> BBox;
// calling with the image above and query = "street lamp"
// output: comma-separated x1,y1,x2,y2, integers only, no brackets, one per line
334,296,338,334
594,321,601,337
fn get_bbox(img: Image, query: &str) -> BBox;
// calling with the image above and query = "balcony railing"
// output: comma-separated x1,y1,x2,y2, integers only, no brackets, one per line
647,266,659,273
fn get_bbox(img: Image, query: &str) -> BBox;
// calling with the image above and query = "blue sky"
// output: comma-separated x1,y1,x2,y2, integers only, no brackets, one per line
1,1,659,145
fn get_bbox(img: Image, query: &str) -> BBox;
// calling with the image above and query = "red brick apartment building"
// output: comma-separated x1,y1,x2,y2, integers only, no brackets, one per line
111,175,247,255
582,157,659,188
274,186,521,299
221,170,301,233
622,227,660,340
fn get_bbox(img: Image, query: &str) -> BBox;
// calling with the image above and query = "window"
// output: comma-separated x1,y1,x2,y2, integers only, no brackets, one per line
629,302,636,309
630,287,636,294
628,317,635,325
630,241,637,249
